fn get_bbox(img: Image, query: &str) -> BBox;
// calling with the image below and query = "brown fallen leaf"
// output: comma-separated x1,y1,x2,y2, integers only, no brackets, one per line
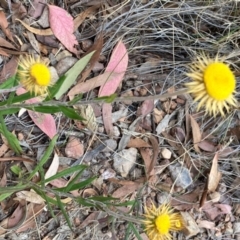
15,190,45,204
127,138,151,148
79,211,101,229
208,153,222,192
0,10,14,42
198,220,215,229
0,36,17,49
16,203,45,233
0,56,18,83
137,99,154,117
198,140,216,152
189,115,201,153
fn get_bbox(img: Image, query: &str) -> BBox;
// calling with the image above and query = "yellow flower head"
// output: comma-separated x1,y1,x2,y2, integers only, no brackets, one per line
17,55,53,96
185,54,237,117
143,203,183,240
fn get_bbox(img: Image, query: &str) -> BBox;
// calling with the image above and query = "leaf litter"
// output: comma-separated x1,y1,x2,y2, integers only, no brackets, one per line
0,0,239,239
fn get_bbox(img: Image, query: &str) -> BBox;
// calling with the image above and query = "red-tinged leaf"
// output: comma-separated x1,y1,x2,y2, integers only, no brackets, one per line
98,40,128,97
16,88,57,139
102,103,113,136
48,5,78,54
0,56,18,82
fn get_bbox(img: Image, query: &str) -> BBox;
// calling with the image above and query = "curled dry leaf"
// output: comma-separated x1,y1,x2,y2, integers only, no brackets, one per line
189,115,201,153
208,153,222,192
15,190,45,204
44,152,59,185
0,11,14,42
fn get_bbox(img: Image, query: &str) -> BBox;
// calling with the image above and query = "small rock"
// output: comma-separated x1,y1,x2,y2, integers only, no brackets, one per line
56,56,78,76
112,126,121,137
103,139,117,152
65,137,84,159
181,212,200,238
168,163,192,189
161,148,171,159
233,222,240,234
113,148,137,177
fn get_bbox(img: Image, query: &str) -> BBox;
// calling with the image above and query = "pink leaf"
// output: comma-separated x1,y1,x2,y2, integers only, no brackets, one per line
16,88,57,139
98,41,128,135
48,5,78,54
98,40,128,97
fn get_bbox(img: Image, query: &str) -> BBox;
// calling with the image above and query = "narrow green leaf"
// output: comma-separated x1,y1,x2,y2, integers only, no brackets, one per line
0,75,16,89
89,196,118,202
0,91,35,106
59,106,85,120
0,115,22,154
55,51,95,99
96,93,117,103
27,135,58,180
44,75,67,101
0,108,20,115
26,106,60,114
56,194,73,231
127,222,143,240
68,94,83,105
56,177,96,192
45,165,88,183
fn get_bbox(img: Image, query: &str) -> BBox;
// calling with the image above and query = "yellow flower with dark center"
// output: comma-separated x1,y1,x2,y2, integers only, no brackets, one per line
143,203,183,240
18,55,53,96
185,54,237,116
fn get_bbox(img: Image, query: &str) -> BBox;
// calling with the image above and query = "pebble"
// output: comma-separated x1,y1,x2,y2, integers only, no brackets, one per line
168,162,192,189
161,148,171,159
113,148,137,177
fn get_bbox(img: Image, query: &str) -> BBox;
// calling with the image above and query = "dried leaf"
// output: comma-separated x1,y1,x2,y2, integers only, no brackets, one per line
15,190,45,204
0,10,14,41
136,100,154,117
44,152,59,185
198,140,216,152
0,56,18,82
0,36,16,49
102,103,113,136
127,138,151,148
190,115,201,153
48,5,78,54
68,72,120,97
16,203,45,233
98,40,128,96
78,33,103,83
208,153,222,192
16,19,53,36
79,212,100,229
16,88,57,139
198,220,215,229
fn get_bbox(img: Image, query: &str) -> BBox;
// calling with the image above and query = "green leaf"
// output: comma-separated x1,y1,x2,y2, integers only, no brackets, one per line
10,165,22,176
27,135,58,180
125,223,143,240
0,108,20,115
0,75,16,89
55,177,96,192
0,115,22,154
59,106,85,120
55,51,95,99
56,195,73,231
45,165,88,183
26,106,60,114
96,93,117,103
68,94,83,105
89,196,118,202
44,75,67,101
0,91,35,106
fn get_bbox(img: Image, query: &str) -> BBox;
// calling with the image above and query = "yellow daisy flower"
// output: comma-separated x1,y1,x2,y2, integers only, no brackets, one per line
17,55,53,96
185,54,237,117
143,203,183,240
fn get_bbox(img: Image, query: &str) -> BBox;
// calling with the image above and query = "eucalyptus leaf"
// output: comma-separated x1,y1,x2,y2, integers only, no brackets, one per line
55,51,95,99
